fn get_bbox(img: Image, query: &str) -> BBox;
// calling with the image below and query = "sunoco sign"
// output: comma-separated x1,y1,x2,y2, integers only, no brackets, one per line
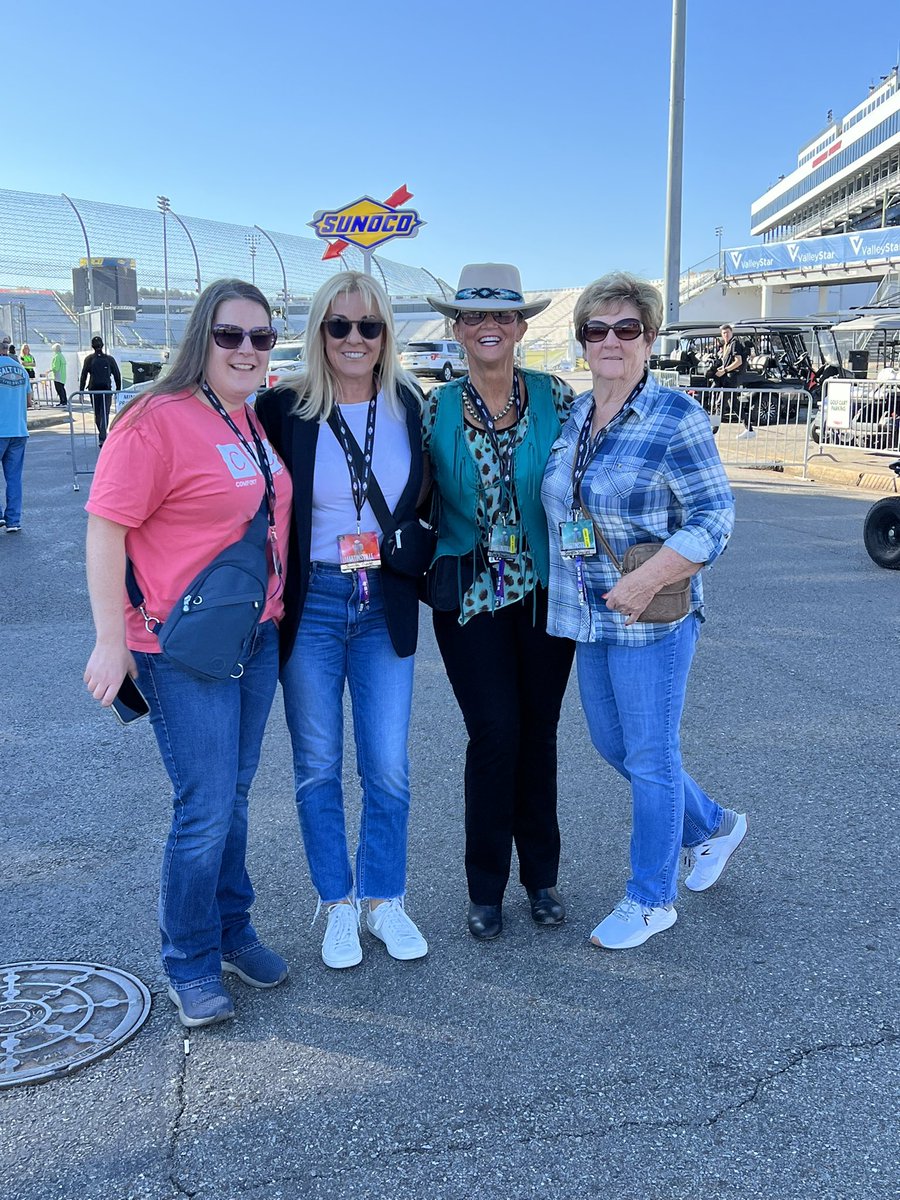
309,194,425,254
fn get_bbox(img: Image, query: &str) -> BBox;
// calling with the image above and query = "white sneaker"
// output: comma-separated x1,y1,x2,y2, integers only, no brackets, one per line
736,429,756,440
683,812,748,892
366,898,428,960
589,895,677,950
321,901,362,969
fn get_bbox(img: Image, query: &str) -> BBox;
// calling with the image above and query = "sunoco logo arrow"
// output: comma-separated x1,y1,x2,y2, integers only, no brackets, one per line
310,189,425,257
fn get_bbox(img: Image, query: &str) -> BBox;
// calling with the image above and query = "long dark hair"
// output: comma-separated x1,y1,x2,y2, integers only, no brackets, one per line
114,278,271,427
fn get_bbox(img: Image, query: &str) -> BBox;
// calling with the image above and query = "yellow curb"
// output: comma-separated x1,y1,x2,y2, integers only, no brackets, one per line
784,463,899,493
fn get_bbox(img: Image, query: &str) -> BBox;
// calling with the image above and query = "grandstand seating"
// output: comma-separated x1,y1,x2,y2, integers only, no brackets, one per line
0,289,76,345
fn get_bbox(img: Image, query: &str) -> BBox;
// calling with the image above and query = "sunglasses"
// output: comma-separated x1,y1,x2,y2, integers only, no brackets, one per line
580,319,645,343
455,286,524,302
211,324,278,351
324,317,386,340
457,310,520,327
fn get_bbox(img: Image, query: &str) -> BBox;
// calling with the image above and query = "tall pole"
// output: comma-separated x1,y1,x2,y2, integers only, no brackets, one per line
662,0,686,331
61,193,94,316
168,205,201,293
716,225,724,276
255,225,290,336
157,195,171,351
245,232,260,286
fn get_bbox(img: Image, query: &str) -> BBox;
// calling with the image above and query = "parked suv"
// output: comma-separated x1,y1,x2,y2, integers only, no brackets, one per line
266,342,305,389
653,320,846,424
400,339,466,382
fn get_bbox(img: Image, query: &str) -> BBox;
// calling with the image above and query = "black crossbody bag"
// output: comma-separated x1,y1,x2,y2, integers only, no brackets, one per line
125,388,278,682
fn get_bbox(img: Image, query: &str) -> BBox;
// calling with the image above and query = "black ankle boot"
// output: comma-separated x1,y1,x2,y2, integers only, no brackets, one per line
527,887,566,926
467,902,502,940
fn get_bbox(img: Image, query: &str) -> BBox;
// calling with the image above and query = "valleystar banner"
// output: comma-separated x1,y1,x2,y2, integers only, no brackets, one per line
724,229,900,277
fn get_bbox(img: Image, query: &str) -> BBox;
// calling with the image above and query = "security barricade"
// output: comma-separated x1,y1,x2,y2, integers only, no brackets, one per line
28,377,57,408
814,377,900,455
67,389,137,491
651,368,680,389
695,386,815,473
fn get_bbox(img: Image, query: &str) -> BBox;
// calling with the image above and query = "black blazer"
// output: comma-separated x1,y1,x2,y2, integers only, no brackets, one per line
256,383,425,661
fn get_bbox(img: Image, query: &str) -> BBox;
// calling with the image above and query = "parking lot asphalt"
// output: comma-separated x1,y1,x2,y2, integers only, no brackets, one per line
2,426,898,1200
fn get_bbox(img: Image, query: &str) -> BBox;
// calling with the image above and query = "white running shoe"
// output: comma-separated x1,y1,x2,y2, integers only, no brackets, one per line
590,895,677,950
736,429,757,440
366,898,428,961
321,901,362,969
683,812,748,892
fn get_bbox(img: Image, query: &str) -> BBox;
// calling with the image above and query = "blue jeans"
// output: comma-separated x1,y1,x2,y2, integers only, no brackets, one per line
281,563,415,904
576,616,723,908
134,620,279,988
0,436,27,525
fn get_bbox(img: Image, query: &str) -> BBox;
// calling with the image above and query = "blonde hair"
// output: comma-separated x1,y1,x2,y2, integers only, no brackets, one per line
287,271,417,421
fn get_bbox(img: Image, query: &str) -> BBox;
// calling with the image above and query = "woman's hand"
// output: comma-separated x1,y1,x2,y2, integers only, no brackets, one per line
84,643,138,707
84,514,134,705
603,546,701,626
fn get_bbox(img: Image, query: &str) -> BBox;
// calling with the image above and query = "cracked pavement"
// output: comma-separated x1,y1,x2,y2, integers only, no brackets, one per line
2,432,898,1199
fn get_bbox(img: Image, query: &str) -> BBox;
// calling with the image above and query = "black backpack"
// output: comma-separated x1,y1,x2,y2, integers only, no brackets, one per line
88,353,113,391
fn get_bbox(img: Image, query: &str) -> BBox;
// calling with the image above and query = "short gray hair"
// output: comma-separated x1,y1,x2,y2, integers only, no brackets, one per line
573,272,663,346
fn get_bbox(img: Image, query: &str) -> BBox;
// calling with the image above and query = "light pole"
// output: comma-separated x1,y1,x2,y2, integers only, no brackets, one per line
662,0,686,331
245,232,260,286
157,195,171,351
715,225,724,275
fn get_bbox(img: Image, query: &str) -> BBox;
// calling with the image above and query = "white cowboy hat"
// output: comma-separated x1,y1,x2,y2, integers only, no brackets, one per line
428,263,550,320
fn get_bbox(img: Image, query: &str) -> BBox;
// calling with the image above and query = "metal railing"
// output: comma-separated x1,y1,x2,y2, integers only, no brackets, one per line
65,389,134,491
27,377,57,408
815,376,900,454
697,386,816,473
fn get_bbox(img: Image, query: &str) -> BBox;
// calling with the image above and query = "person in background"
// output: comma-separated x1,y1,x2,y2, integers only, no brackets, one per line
46,344,68,406
715,324,754,440
0,340,32,532
20,344,36,379
256,271,429,971
80,335,122,446
83,279,292,1029
423,263,576,942
542,271,744,951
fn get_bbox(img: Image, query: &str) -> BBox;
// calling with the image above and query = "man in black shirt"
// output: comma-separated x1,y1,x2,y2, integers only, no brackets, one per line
715,324,754,440
79,336,122,446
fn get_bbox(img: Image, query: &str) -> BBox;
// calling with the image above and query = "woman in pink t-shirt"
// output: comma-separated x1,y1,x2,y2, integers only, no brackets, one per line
83,279,293,1030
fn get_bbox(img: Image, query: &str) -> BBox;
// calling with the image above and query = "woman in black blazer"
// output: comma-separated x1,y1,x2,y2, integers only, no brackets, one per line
256,271,428,972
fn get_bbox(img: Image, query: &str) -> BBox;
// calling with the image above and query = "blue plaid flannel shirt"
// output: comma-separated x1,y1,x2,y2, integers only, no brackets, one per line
541,372,735,646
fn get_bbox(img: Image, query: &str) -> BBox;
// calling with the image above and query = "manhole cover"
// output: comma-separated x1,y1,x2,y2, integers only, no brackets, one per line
0,962,151,1089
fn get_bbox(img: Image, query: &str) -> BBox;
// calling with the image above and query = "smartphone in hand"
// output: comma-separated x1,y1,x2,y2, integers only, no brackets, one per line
111,675,149,725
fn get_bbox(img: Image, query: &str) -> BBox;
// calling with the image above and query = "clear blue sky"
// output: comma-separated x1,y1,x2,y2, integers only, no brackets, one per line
14,0,900,290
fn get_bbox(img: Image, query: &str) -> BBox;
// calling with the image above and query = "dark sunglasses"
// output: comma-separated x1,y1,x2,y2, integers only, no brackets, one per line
324,317,386,340
211,324,278,351
457,310,520,327
580,319,645,343
455,286,524,302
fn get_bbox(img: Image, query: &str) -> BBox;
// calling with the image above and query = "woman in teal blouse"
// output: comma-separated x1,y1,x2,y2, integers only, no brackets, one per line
424,263,575,941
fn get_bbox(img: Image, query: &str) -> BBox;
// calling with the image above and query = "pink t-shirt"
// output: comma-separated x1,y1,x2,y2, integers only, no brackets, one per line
86,390,293,652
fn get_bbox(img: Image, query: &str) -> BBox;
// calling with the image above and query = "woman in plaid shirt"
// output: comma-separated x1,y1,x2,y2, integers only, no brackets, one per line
541,272,746,950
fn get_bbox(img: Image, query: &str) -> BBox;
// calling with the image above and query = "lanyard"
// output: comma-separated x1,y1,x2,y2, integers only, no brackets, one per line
570,372,648,506
201,382,281,580
463,372,521,515
328,394,378,527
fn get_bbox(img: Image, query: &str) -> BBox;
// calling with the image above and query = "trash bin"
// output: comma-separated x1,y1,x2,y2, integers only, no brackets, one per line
848,350,869,379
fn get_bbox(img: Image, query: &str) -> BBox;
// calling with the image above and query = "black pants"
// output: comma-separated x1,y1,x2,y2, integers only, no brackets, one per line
53,381,68,405
91,392,113,444
432,586,575,905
